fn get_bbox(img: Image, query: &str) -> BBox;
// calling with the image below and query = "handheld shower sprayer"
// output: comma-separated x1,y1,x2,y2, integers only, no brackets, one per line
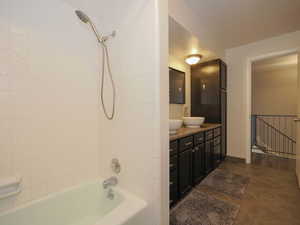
75,10,116,120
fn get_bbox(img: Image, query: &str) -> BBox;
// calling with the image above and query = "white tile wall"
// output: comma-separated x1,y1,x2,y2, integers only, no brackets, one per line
0,1,166,225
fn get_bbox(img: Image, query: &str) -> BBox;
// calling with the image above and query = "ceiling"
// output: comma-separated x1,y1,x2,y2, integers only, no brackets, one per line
170,0,300,54
169,17,217,63
252,53,298,72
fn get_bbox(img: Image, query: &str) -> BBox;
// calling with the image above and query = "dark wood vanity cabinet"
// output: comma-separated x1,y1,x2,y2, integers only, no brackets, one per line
191,59,227,160
213,129,221,167
205,139,214,174
170,126,222,208
192,144,205,185
220,90,227,160
179,148,192,196
169,141,178,207
170,169,178,206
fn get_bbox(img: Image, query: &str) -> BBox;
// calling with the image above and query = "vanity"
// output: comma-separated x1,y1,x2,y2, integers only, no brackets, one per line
169,124,223,208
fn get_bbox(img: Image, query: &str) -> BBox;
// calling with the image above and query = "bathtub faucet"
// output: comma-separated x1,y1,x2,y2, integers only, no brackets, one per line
103,176,118,189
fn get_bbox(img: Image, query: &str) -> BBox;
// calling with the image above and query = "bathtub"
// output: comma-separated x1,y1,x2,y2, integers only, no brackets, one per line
0,180,147,225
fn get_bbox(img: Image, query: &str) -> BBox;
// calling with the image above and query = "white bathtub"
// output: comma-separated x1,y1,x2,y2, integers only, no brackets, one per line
0,180,147,225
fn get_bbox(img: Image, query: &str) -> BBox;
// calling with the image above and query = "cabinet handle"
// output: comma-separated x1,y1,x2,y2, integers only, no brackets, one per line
170,182,173,186
185,141,193,146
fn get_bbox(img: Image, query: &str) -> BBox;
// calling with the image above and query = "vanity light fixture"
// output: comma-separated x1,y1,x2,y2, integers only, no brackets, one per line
185,54,202,65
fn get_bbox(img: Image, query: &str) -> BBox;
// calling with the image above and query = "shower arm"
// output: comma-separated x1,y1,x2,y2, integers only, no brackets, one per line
87,21,103,43
88,21,116,44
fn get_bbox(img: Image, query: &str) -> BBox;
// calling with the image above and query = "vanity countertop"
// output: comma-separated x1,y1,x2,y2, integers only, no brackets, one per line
169,123,221,141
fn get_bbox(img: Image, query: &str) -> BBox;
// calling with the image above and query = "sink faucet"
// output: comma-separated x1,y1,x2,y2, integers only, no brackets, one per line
103,176,118,189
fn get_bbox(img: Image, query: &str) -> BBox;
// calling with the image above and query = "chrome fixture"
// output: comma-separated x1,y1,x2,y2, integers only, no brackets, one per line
103,176,118,200
103,176,118,189
107,188,115,200
111,158,121,174
75,10,116,120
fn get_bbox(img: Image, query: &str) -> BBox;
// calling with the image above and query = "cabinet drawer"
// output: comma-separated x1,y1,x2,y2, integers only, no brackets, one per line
170,155,178,171
205,130,213,140
194,132,204,145
179,136,194,152
213,144,221,168
214,136,221,146
170,141,178,156
170,170,178,188
214,127,221,137
170,170,178,207
170,185,178,207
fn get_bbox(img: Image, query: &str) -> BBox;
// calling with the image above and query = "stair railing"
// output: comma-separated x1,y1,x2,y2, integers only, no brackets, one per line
251,115,297,156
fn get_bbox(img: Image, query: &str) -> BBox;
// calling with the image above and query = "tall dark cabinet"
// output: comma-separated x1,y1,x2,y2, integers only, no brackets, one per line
191,59,227,160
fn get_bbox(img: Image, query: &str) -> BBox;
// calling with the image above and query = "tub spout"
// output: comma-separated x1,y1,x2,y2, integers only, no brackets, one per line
103,176,118,189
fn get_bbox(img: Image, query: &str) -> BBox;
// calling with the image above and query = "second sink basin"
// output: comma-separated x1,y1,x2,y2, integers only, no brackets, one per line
183,117,205,128
169,119,183,134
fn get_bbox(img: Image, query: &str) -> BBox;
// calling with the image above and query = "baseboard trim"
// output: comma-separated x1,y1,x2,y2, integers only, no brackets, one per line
226,156,246,163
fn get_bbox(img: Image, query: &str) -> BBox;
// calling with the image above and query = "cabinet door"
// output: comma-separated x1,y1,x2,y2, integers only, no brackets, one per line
221,90,227,160
213,144,221,168
191,60,221,122
193,144,205,185
220,60,227,89
205,140,214,174
179,149,192,197
170,170,178,207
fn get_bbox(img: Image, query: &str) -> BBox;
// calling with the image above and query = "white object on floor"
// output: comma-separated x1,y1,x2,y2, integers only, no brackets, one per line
0,176,22,200
169,119,183,134
183,117,205,128
252,148,265,154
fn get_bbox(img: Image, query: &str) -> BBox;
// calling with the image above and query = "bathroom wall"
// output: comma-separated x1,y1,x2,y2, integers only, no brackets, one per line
169,55,191,119
0,1,168,224
0,0,101,212
252,66,298,115
225,31,300,160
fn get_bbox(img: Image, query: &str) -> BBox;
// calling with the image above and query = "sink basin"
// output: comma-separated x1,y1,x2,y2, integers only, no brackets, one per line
169,119,183,134
183,117,205,128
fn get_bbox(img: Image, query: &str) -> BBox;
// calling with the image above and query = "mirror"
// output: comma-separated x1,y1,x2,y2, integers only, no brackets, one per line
169,67,185,104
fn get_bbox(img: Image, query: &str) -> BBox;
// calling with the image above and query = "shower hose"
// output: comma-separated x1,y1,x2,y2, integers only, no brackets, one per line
99,42,116,120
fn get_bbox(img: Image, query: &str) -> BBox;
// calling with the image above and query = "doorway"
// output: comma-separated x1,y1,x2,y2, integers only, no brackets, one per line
246,50,299,163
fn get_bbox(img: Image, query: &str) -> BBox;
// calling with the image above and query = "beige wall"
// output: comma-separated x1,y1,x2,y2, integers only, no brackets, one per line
225,31,300,160
169,55,191,119
252,66,298,115
0,1,167,224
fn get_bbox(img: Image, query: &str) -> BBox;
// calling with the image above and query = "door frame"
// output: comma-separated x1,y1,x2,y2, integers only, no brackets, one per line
245,48,299,164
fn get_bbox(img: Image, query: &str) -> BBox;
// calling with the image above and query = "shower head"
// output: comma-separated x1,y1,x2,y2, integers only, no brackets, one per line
75,10,102,43
75,10,90,23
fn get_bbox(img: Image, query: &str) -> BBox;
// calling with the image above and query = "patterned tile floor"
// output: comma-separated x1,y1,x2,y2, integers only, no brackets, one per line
170,189,239,225
217,153,300,225
170,153,300,225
